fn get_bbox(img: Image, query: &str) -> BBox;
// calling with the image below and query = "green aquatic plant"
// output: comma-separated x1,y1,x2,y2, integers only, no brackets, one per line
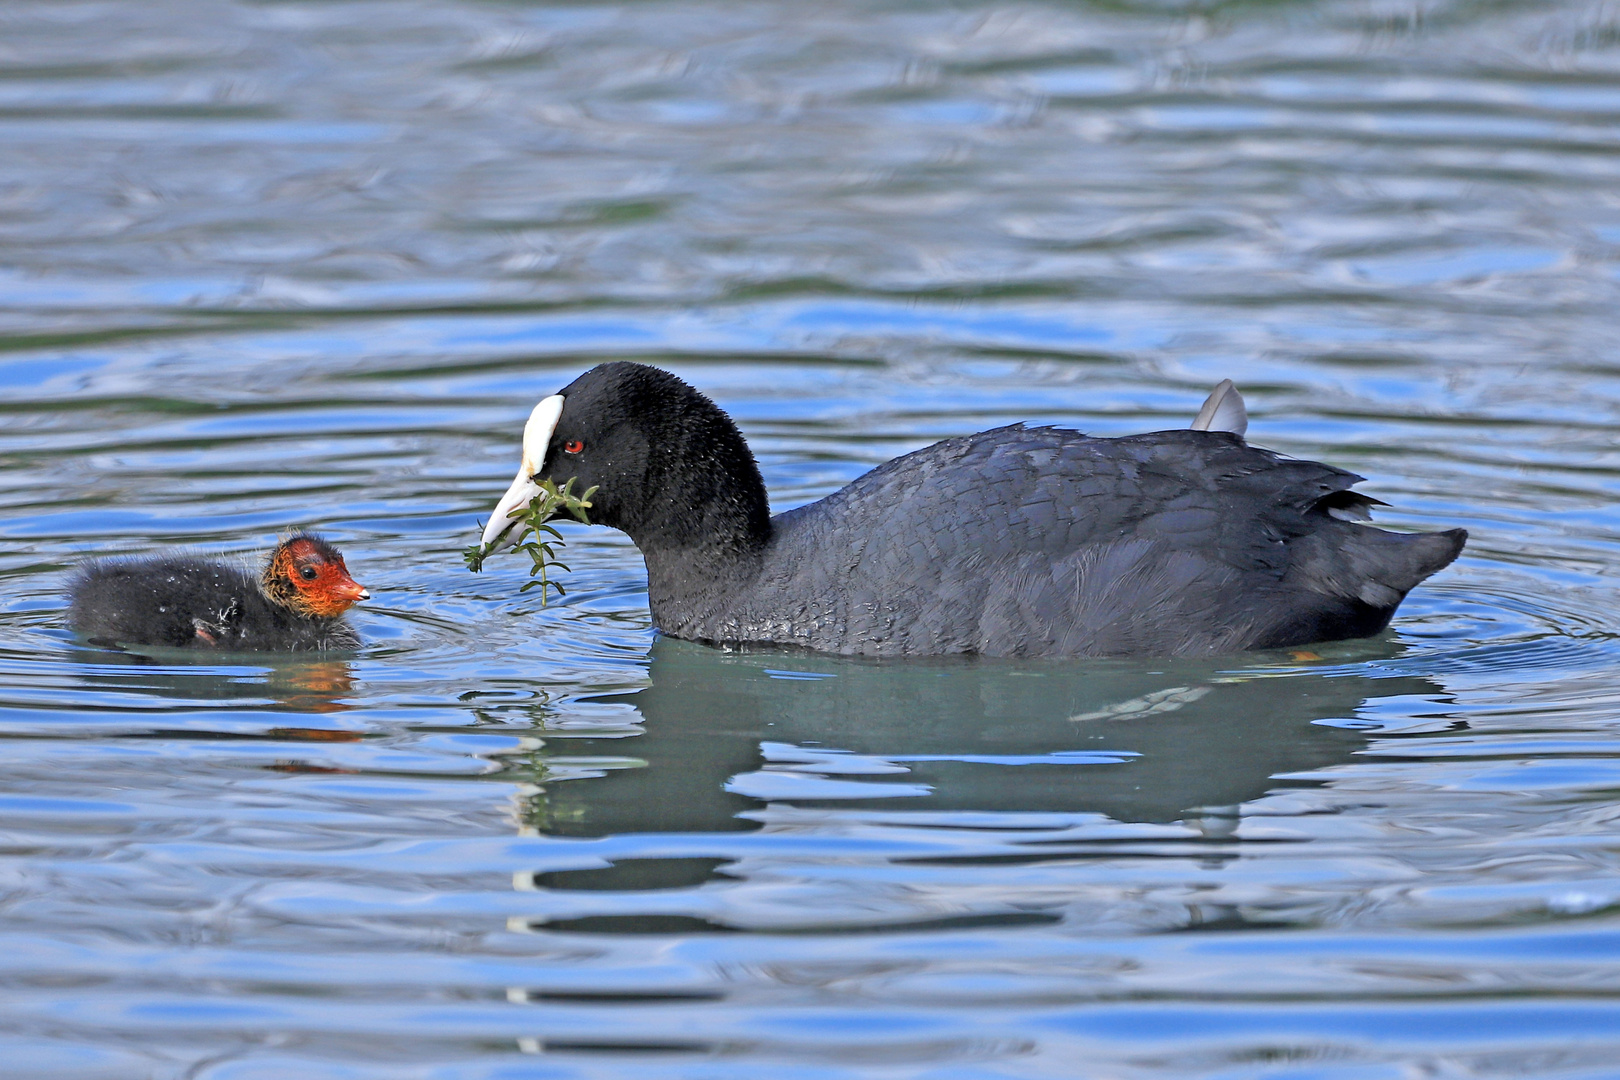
464,477,597,605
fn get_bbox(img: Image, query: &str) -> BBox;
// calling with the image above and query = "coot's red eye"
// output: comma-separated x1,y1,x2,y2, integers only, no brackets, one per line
564,439,584,454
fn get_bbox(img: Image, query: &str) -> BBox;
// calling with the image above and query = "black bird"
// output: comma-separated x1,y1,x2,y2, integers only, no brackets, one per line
70,533,368,652
476,363,1464,658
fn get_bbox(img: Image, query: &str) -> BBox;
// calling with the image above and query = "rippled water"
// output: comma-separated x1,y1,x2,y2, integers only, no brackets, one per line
6,1,1620,1076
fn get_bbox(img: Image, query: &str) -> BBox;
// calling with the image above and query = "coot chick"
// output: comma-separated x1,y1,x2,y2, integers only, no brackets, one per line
70,534,368,652
477,363,1465,658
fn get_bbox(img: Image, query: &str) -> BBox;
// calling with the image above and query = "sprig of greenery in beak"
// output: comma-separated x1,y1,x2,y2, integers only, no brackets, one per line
464,477,598,605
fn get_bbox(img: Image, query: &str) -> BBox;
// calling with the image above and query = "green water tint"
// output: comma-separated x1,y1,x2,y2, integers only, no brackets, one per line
464,476,597,604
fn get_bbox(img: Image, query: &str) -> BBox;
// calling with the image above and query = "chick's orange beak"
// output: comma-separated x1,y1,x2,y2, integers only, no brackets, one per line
330,572,370,605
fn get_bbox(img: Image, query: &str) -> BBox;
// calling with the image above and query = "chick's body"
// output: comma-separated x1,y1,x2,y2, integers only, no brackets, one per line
69,535,366,652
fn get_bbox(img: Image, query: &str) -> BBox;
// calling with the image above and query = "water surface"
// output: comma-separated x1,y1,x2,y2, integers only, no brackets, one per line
5,1,1620,1077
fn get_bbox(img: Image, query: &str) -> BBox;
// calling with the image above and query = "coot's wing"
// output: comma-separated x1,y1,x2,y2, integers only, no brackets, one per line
774,425,1457,657
825,424,1354,571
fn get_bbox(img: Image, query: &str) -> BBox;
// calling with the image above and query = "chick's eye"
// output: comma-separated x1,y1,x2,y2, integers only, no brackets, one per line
564,439,584,455
298,566,319,581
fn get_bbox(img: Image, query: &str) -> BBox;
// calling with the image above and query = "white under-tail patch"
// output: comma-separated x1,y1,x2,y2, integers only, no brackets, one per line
1316,490,1386,524
1190,379,1248,436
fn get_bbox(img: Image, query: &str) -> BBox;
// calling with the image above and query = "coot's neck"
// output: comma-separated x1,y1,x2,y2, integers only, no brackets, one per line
642,540,766,633
599,383,772,627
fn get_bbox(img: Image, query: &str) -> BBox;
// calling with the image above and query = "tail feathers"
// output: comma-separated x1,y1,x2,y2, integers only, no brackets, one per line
1287,526,1467,609
1191,379,1248,436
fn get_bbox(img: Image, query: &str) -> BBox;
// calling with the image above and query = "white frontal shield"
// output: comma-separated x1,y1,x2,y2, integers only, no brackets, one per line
479,394,565,553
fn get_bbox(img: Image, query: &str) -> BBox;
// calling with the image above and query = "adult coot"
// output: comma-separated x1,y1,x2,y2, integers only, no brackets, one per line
70,534,368,651
476,363,1464,657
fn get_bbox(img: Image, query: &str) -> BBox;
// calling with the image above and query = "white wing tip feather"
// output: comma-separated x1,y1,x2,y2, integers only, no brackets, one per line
1190,379,1248,436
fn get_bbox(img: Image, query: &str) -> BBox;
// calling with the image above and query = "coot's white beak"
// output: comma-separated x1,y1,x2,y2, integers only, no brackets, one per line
479,394,565,554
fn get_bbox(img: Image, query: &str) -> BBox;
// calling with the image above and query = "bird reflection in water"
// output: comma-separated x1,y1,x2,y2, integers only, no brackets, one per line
73,652,364,772
73,648,358,714
271,659,358,715
508,637,1450,901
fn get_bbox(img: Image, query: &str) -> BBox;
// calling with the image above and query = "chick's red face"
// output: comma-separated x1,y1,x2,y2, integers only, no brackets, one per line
277,538,369,617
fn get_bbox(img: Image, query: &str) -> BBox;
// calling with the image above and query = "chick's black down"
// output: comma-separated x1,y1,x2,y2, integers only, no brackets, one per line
69,536,363,652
